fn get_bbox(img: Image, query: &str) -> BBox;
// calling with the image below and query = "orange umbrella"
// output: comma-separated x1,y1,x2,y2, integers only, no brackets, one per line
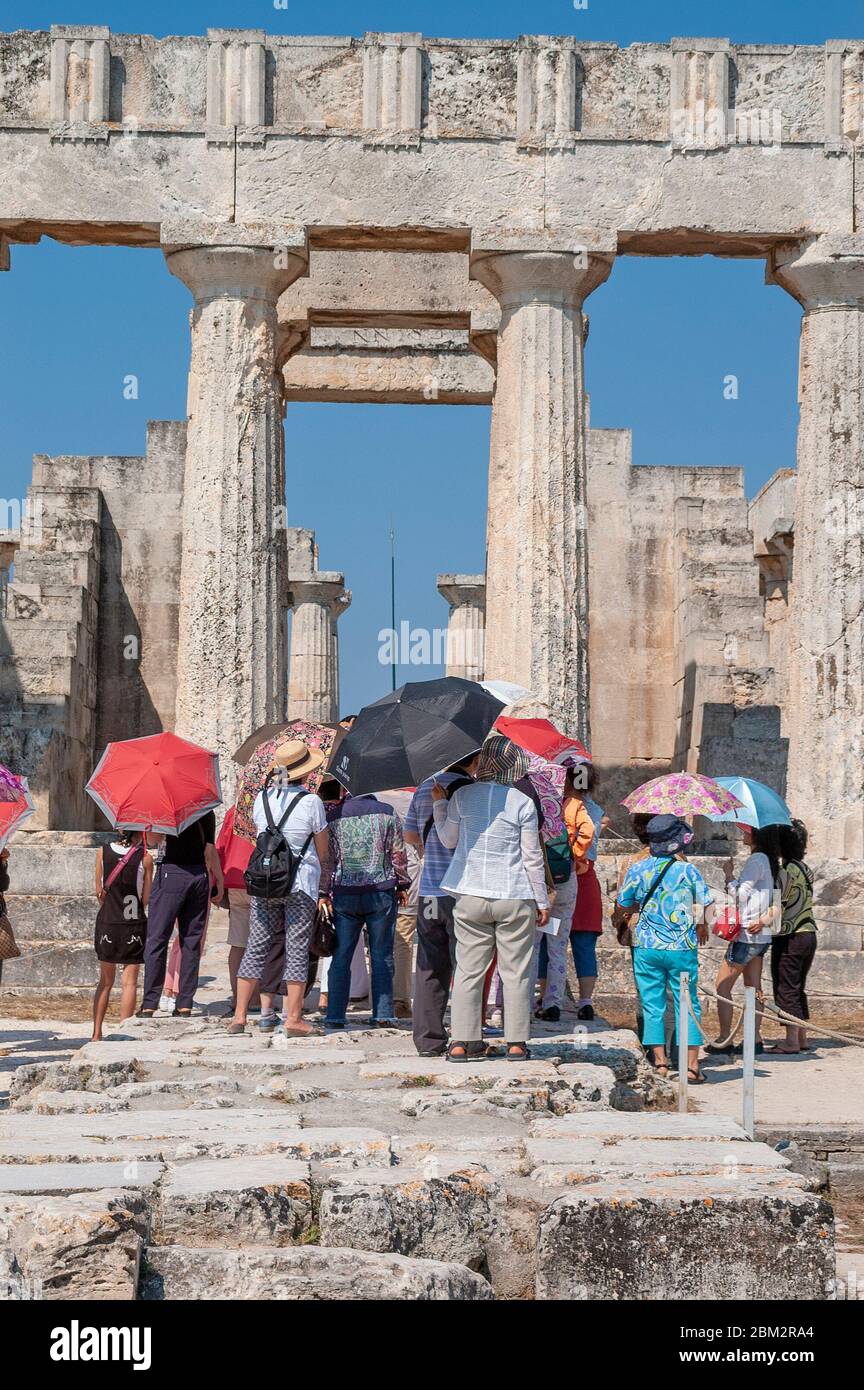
86,732,222,835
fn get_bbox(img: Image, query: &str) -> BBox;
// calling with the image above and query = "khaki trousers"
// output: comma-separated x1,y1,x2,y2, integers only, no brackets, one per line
394,909,416,1007
451,895,537,1044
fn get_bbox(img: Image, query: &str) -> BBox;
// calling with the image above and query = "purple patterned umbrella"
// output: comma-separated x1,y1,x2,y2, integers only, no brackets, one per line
622,772,743,818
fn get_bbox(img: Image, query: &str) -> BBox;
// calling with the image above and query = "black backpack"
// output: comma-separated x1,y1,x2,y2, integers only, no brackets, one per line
244,786,314,900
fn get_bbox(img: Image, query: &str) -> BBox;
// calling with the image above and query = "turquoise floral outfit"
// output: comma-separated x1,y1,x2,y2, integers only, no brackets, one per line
617,854,714,1048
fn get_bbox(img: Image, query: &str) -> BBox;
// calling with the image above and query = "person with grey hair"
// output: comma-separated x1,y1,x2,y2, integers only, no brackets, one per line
432,734,550,1062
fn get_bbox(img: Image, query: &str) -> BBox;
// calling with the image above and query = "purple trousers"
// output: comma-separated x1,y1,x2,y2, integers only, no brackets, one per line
142,863,210,1011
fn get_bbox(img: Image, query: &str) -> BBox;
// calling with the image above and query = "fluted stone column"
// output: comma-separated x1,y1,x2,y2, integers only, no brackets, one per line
287,575,351,724
769,235,864,856
437,574,486,681
470,230,615,743
163,221,307,794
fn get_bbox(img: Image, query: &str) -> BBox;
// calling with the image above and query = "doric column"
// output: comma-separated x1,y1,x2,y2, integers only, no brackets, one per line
287,574,351,724
768,235,864,855
162,220,308,795
470,229,615,742
437,574,486,681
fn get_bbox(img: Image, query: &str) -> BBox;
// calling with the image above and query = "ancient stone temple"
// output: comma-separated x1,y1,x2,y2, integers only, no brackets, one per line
1,26,863,1001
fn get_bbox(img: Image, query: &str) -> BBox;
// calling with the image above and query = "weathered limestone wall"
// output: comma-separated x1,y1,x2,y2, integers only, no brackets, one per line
585,440,788,826
0,423,184,830
749,469,796,706
31,421,186,755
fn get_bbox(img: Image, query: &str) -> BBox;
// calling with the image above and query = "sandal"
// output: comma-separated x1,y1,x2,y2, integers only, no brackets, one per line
446,1041,487,1063
227,1021,247,1036
172,1008,193,1018
135,1008,156,1019
505,1042,531,1062
687,1067,706,1085
654,1064,670,1078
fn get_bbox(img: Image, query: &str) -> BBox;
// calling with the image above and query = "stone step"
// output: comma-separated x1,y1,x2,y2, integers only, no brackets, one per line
535,1179,834,1300
0,1162,163,1195
0,1187,147,1300
153,1157,313,1248
5,895,98,941
139,1244,495,1301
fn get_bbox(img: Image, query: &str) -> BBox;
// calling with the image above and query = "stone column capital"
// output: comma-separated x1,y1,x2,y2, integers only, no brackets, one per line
437,573,486,613
768,235,864,310
162,220,308,301
287,572,351,616
470,228,616,308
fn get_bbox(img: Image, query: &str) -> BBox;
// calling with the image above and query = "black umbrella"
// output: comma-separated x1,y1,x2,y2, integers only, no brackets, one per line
329,678,505,795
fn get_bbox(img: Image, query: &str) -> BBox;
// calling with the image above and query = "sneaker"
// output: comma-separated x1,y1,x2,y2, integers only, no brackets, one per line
258,1013,281,1033
488,1009,503,1030
577,1004,595,1022
534,1005,560,1023
158,994,174,1013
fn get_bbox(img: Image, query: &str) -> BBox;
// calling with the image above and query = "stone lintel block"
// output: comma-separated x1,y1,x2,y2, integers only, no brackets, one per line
470,225,617,259
206,28,267,42
670,37,732,53
50,24,111,40
363,32,424,47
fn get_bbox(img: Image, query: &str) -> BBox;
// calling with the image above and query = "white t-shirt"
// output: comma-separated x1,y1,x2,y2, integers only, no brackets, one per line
252,786,327,901
730,851,775,944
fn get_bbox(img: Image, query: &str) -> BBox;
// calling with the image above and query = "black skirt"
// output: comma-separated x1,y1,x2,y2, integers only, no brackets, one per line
95,920,147,965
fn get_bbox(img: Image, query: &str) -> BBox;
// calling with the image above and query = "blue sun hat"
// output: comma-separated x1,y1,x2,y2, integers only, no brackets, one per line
646,814,694,856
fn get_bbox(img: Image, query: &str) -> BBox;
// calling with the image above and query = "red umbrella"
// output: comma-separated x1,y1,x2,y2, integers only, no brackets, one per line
86,732,222,835
215,805,253,889
0,770,35,851
495,716,590,765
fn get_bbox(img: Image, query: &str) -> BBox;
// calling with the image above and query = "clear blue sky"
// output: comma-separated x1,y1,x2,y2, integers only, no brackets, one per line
2,1,858,713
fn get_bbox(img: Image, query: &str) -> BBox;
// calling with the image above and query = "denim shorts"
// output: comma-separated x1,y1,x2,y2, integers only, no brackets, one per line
726,938,770,966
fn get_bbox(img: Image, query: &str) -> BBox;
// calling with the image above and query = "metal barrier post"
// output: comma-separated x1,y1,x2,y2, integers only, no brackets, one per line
742,985,756,1138
678,971,689,1113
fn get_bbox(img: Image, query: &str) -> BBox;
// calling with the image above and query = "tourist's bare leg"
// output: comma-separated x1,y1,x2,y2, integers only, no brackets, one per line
92,963,116,1041
713,959,743,1043
119,964,139,1023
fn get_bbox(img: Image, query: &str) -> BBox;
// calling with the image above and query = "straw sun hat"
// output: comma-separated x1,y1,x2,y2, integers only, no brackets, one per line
271,739,327,782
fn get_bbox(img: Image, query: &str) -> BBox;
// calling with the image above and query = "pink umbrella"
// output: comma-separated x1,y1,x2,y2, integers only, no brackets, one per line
524,751,567,841
0,770,35,851
622,772,743,819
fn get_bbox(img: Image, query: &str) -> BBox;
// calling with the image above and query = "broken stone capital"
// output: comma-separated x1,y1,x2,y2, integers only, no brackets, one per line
436,574,486,614
287,573,351,617
437,575,486,682
768,234,864,310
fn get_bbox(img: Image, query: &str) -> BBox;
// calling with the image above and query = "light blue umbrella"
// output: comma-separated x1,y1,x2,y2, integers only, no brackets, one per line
704,776,792,828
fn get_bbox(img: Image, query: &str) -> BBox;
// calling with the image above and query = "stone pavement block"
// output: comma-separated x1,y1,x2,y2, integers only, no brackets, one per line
0,1162,164,1195
524,1136,789,1181
140,1244,495,1300
0,1189,149,1300
536,1182,835,1300
317,1164,541,1297
529,1030,648,1082
154,1158,312,1247
0,1111,392,1166
358,1055,562,1086
529,1112,748,1142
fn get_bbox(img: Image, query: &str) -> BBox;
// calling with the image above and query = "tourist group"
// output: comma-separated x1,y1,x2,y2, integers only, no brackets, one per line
0,676,817,1074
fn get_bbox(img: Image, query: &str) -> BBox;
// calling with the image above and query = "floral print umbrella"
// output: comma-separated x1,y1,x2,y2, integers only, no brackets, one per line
524,751,567,842
622,772,743,819
234,719,341,844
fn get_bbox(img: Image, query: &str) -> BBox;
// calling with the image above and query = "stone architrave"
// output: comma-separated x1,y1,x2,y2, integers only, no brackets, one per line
436,574,486,681
287,574,351,725
769,235,864,856
470,229,616,743
162,220,308,796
